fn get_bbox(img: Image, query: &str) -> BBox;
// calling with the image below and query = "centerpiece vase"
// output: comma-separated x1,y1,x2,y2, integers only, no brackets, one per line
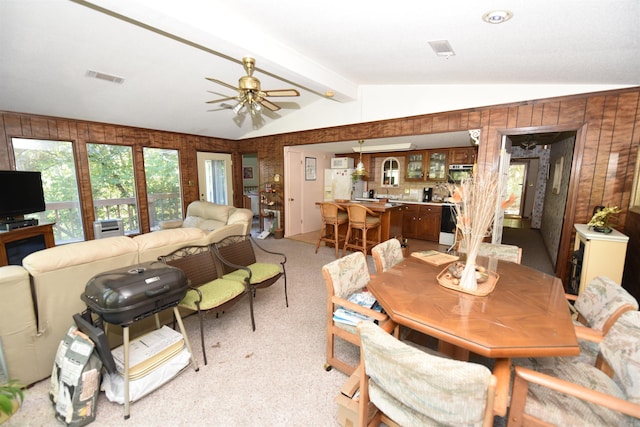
459,245,479,291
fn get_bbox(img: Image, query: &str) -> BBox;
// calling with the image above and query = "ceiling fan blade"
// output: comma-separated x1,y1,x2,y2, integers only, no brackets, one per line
259,98,281,112
206,96,237,104
205,77,239,92
263,89,300,97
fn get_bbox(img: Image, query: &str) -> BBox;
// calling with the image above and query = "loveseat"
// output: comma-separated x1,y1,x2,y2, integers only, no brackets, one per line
159,201,253,235
0,224,244,386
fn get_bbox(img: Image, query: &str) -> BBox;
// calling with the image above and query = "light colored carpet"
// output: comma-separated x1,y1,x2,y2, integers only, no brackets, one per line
6,237,360,427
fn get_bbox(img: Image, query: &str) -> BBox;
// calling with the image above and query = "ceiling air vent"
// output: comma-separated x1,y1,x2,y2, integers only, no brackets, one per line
86,70,124,84
428,40,455,58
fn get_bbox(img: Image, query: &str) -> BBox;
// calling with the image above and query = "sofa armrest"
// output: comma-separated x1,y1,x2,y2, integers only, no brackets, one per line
227,208,253,235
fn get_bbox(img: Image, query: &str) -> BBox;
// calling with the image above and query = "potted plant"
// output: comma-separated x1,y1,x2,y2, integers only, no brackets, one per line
587,206,621,233
0,380,24,423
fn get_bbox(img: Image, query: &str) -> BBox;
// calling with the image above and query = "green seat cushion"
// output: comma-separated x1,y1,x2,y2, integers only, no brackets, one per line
180,278,245,311
223,262,281,284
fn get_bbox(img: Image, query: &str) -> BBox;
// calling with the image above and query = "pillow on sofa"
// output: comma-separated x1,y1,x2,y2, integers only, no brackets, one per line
182,216,204,229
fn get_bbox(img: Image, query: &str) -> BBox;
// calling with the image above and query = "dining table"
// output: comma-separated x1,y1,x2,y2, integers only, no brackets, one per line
366,254,579,417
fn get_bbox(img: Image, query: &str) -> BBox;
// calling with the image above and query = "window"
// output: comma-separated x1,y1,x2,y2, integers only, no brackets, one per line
381,157,400,187
87,143,139,234
143,147,182,230
12,138,85,243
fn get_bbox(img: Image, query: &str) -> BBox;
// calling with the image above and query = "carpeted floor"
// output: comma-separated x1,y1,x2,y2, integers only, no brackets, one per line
9,236,507,426
501,226,555,275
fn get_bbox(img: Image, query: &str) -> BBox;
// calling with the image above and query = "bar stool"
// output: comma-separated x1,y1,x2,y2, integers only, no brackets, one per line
315,202,349,258
343,204,381,257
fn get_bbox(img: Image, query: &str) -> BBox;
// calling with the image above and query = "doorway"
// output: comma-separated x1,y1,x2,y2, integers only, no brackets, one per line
196,152,233,205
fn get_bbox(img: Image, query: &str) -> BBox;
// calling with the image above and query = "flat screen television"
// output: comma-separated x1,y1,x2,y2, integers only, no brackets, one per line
0,170,46,220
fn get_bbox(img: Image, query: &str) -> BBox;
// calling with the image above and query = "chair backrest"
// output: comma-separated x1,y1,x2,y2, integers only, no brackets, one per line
575,276,639,333
320,202,344,223
321,251,370,299
157,245,220,287
212,234,257,275
600,310,640,404
371,238,403,273
358,322,496,427
459,241,522,264
346,204,376,228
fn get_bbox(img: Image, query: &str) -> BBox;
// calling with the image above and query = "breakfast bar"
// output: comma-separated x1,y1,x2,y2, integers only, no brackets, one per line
316,200,404,244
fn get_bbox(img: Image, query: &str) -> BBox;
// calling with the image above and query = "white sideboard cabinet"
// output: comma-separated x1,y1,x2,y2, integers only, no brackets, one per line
571,224,629,294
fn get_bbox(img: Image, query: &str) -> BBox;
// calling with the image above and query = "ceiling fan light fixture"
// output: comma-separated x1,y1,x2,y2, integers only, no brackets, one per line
482,10,513,24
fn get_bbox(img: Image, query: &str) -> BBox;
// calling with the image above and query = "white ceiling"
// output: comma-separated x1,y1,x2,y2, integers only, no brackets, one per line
1,0,638,144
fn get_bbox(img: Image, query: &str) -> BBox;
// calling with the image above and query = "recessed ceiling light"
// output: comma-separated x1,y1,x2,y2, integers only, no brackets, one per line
482,10,513,24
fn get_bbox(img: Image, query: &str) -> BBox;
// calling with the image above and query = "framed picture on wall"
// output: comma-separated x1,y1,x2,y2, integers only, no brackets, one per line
305,157,317,181
243,166,254,179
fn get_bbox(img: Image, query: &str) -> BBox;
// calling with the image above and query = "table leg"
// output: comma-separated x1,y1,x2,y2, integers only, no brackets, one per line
437,341,470,361
492,358,511,417
123,325,130,419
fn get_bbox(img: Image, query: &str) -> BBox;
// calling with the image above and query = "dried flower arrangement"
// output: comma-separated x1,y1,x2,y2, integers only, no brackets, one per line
446,171,514,291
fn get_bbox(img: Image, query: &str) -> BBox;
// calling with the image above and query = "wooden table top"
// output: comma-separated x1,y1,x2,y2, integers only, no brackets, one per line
368,256,579,359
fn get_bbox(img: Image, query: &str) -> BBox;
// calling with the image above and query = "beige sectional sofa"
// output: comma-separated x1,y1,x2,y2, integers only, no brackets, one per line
0,224,244,386
159,201,254,235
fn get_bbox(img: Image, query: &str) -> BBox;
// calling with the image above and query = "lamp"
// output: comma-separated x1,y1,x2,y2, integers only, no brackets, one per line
352,140,369,179
232,92,263,116
352,142,416,153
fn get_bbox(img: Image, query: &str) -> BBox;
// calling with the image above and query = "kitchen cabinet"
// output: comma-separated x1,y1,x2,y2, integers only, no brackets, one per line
449,147,477,164
427,151,447,181
402,204,442,242
405,152,425,181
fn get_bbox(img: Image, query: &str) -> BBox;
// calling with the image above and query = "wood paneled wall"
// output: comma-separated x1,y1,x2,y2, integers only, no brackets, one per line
1,86,639,290
0,114,242,236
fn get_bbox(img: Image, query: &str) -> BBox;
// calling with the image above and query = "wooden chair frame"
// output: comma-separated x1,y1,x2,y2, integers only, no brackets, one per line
343,204,382,257
315,202,349,258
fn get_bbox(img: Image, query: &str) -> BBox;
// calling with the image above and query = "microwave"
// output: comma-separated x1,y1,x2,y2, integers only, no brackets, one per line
448,164,473,183
331,157,354,169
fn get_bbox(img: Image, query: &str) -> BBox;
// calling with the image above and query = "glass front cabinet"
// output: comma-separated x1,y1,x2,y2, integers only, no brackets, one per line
405,152,425,181
427,151,447,181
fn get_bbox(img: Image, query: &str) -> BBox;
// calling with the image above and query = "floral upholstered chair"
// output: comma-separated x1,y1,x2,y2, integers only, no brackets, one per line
509,310,640,426
371,238,404,273
321,251,389,375
357,322,497,427
566,275,638,365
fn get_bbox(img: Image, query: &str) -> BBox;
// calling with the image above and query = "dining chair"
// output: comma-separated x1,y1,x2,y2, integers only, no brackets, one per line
508,310,640,427
158,245,249,365
357,321,497,427
211,234,288,331
371,238,404,273
565,275,638,365
459,241,522,264
343,204,382,257
322,251,389,375
315,202,349,258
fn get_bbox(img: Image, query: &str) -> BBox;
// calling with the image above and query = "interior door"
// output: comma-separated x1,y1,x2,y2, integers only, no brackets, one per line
492,139,511,244
196,152,233,204
284,149,303,236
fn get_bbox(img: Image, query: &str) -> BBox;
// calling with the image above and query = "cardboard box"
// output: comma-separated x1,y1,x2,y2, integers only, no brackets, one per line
335,371,376,427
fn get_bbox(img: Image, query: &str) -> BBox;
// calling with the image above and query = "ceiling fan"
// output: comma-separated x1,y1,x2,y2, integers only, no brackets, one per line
206,57,300,115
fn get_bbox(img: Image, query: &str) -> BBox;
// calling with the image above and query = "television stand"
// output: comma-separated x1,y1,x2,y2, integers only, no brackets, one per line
1,218,39,231
0,222,55,266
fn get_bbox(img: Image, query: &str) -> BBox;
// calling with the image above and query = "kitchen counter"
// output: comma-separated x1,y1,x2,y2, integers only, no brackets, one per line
354,197,454,206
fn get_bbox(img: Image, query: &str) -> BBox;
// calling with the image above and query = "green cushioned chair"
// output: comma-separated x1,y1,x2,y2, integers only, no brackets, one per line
158,245,249,365
211,235,287,331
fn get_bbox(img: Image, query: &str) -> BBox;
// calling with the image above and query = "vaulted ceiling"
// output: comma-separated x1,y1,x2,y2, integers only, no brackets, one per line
1,0,638,142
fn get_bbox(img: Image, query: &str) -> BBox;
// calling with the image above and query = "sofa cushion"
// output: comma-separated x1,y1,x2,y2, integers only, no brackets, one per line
186,201,233,223
22,236,138,274
133,228,208,263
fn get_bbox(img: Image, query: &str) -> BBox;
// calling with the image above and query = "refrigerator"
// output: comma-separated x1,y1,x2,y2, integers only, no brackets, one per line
324,168,366,201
